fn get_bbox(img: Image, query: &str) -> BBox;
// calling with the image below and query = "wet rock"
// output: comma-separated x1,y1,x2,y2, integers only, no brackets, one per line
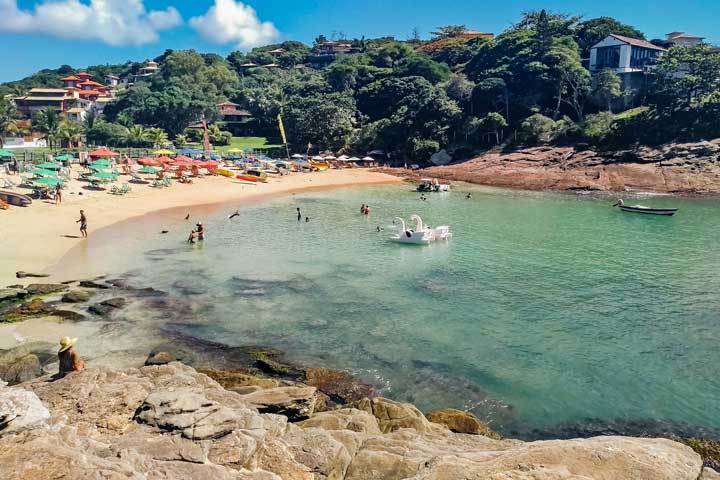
352,397,438,434
0,384,50,435
2,298,52,322
237,386,318,421
677,437,720,471
299,408,382,435
253,353,303,379
134,390,243,440
78,280,110,289
0,289,27,303
61,290,94,303
88,298,126,316
198,368,280,391
283,425,353,479
15,271,49,279
145,345,197,366
24,284,66,295
304,367,376,404
50,310,87,322
172,280,207,296
131,287,166,297
0,354,41,385
426,408,502,438
5,285,24,290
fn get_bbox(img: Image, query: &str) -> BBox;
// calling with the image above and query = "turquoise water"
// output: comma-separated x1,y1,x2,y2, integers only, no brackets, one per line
69,185,720,437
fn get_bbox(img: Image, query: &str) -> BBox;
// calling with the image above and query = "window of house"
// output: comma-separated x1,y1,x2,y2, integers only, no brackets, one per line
630,47,660,69
595,46,621,70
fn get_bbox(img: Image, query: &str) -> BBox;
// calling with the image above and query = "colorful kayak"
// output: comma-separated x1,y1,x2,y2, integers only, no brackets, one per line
309,162,330,171
236,175,262,183
217,168,234,177
0,190,32,207
0,198,9,209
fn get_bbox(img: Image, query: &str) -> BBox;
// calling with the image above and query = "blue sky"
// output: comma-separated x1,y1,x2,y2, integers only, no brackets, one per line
2,0,719,82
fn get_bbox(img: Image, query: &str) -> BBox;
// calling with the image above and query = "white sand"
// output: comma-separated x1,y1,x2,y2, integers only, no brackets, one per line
0,167,401,287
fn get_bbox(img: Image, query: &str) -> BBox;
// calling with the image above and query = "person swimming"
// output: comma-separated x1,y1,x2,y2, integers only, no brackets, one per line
196,222,204,240
228,210,240,219
466,192,472,199
297,208,302,221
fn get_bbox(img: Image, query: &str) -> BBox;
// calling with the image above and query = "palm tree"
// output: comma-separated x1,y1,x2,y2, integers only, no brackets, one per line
0,97,20,148
57,120,83,149
145,127,169,148
33,108,62,150
116,112,134,129
174,133,188,148
124,124,148,147
83,109,98,131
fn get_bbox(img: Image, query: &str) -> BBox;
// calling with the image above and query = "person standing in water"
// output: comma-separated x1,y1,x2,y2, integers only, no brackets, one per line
360,204,366,214
76,210,87,238
196,222,205,240
297,208,302,221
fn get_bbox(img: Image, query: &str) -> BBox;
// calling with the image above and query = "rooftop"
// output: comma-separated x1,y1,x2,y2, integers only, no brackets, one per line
609,34,666,51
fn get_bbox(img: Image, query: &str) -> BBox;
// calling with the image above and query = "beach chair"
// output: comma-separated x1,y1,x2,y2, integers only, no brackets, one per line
1,177,17,188
150,179,164,188
121,183,131,194
109,184,120,195
162,177,172,187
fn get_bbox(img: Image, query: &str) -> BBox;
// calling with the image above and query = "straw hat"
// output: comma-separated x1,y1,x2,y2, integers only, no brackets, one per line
59,336,77,352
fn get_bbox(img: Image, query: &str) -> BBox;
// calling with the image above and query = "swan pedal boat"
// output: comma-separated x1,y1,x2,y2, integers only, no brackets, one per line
390,215,452,244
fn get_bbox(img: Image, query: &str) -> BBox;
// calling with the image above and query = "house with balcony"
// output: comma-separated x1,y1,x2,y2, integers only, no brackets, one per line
661,32,706,48
589,34,667,107
308,41,359,68
133,60,160,83
13,88,79,118
217,101,254,136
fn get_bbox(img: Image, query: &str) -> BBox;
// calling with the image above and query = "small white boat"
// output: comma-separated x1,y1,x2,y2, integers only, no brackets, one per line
390,215,452,244
613,199,678,216
416,178,450,193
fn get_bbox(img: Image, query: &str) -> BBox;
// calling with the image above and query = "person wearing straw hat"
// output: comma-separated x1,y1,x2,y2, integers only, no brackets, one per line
58,336,85,375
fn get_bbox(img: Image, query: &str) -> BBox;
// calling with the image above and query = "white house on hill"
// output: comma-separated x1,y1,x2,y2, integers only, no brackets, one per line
589,34,666,75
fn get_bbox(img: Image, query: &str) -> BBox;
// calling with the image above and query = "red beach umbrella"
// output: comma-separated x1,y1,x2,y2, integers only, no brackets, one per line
88,148,119,158
156,156,174,164
138,157,160,166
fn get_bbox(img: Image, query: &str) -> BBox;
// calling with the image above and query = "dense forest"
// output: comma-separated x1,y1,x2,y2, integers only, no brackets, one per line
2,11,720,159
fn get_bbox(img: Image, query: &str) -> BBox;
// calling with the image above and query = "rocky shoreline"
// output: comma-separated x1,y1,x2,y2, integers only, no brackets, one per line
394,140,720,194
2,279,720,478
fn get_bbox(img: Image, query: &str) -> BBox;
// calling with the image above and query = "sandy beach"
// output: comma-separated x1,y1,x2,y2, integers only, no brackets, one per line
0,167,400,288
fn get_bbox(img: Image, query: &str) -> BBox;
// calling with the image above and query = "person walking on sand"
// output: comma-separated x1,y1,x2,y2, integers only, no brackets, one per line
58,336,85,376
76,210,87,238
297,208,302,221
55,184,62,205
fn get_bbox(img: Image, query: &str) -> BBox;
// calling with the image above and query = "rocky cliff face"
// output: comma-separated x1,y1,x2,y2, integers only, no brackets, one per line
0,362,714,480
422,140,720,193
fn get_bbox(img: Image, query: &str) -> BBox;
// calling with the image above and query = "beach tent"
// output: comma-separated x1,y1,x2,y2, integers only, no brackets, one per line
36,162,61,170
153,149,176,156
88,148,119,158
0,148,14,158
138,166,161,174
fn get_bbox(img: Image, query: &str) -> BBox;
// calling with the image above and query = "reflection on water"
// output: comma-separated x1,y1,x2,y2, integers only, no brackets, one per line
52,184,720,438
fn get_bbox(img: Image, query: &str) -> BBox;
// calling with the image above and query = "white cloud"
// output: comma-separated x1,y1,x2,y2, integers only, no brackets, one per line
189,0,279,50
0,0,182,46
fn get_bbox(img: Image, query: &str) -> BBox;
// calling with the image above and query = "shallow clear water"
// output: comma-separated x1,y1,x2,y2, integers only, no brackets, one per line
62,184,720,437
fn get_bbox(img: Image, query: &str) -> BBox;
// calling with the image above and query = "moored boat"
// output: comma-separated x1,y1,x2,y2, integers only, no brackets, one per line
613,199,677,216
236,169,268,183
416,178,450,193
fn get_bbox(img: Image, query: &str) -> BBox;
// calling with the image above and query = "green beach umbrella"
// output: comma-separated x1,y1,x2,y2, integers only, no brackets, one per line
33,177,64,187
0,148,14,158
90,160,112,168
36,162,61,170
138,166,161,173
89,172,118,181
55,154,75,161
32,168,60,177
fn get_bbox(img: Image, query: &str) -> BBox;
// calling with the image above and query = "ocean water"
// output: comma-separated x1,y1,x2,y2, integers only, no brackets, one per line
58,184,720,438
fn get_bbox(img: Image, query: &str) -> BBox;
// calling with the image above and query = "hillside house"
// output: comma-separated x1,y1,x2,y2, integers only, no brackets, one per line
308,41,359,68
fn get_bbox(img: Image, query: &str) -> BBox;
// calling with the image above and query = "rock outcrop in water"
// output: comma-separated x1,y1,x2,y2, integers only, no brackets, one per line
0,362,713,479
415,140,720,193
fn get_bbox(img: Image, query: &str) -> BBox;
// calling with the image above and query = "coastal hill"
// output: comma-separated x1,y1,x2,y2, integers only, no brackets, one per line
0,362,714,479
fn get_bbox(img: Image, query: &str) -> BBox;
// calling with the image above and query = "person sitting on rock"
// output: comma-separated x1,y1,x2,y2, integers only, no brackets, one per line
58,336,85,375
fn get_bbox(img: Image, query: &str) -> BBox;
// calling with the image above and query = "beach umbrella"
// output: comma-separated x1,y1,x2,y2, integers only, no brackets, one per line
200,160,219,168
36,162,61,170
55,154,75,162
311,155,324,161
177,148,200,155
138,166,161,174
153,149,176,156
88,148,119,158
323,155,337,160
89,172,118,181
0,148,14,158
227,148,243,154
138,157,160,166
174,155,193,163
33,177,64,187
361,156,374,161
90,158,112,165
291,153,304,159
347,157,361,162
32,168,59,177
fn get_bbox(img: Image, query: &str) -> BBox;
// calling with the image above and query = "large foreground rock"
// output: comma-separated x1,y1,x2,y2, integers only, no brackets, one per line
0,383,50,435
238,386,318,421
0,363,705,480
426,408,502,438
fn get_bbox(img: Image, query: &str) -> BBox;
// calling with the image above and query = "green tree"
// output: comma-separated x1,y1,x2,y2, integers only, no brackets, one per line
174,133,188,147
478,112,508,144
85,121,128,146
430,25,468,40
0,96,20,147
544,36,590,120
580,112,615,142
283,92,357,150
57,120,83,148
115,112,134,129
145,127,169,147
518,113,556,143
33,108,62,149
575,17,645,58
395,56,451,84
124,125,149,147
593,69,623,112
